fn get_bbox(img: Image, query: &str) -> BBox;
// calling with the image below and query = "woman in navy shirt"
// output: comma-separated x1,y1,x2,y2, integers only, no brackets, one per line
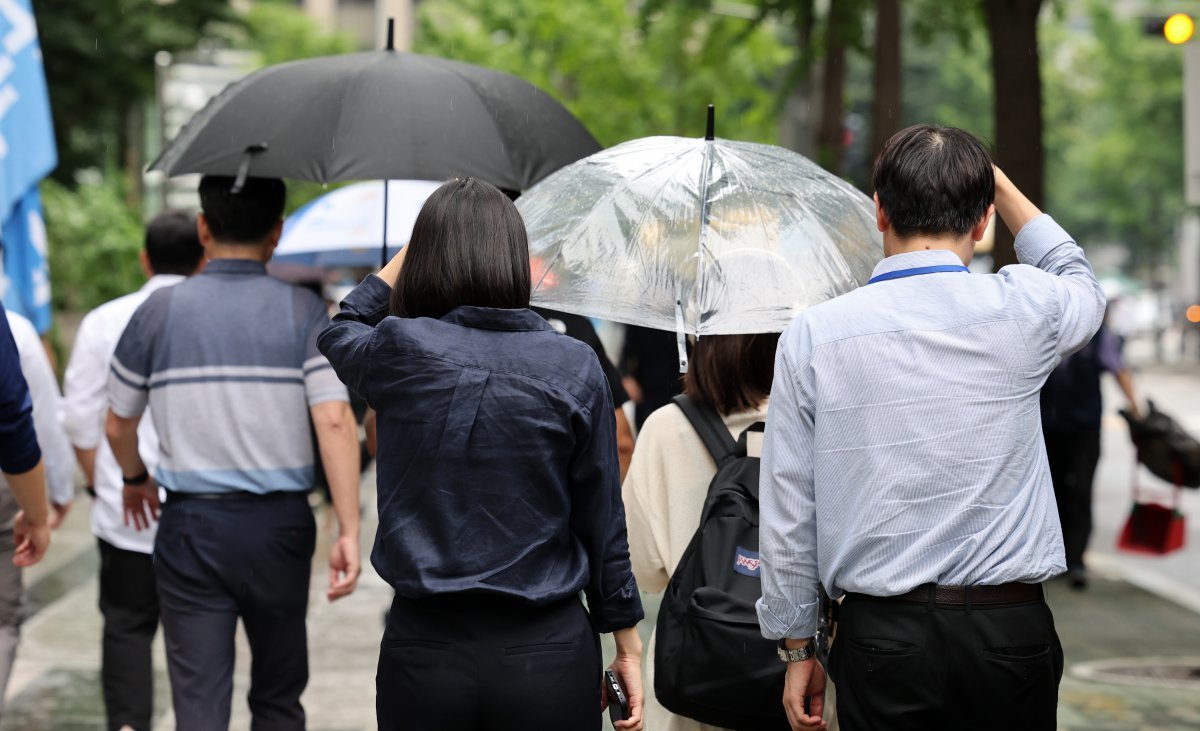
319,178,644,731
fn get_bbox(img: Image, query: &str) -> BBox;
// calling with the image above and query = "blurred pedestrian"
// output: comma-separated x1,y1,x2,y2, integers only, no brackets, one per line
620,325,685,429
104,177,362,731
1041,320,1139,590
0,306,50,569
534,307,636,477
62,210,204,731
623,332,777,731
0,308,73,716
758,126,1105,731
319,178,645,731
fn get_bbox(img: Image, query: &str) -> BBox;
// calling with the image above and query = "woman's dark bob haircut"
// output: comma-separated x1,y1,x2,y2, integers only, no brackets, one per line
389,178,532,319
684,332,781,417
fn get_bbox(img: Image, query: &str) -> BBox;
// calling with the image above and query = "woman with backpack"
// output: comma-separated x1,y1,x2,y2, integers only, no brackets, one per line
622,332,779,731
319,178,645,731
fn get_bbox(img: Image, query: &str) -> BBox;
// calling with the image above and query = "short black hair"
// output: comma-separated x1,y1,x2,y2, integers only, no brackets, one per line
144,210,204,275
198,175,286,244
684,333,780,416
872,124,995,239
390,178,531,319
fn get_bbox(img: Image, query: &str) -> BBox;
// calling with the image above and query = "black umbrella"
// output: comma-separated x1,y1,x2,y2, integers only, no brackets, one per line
150,23,599,263
151,51,598,189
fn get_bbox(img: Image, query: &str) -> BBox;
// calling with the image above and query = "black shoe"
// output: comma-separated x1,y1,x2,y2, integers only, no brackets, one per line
1067,569,1088,591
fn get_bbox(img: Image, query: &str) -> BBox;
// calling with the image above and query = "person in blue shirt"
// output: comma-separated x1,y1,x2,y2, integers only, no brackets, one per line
319,178,645,731
0,303,50,570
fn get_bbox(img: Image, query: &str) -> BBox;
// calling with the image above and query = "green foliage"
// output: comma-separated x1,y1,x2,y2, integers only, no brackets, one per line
230,0,359,66
414,0,791,146
34,0,235,181
1044,1,1187,264
42,176,145,312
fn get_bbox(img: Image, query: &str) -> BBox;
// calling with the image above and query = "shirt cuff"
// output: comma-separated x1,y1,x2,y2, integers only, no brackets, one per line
756,596,819,640
1014,214,1074,269
588,577,646,634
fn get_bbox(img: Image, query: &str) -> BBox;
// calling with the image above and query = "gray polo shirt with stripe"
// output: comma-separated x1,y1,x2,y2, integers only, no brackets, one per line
108,258,349,494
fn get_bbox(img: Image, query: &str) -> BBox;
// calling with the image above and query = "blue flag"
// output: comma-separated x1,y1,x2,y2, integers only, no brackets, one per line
1,187,48,331
0,0,56,332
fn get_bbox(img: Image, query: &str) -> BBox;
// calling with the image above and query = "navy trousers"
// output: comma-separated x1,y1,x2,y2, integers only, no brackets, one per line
154,492,315,731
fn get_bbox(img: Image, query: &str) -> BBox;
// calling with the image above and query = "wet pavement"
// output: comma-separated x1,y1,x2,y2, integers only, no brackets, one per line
1,365,1198,730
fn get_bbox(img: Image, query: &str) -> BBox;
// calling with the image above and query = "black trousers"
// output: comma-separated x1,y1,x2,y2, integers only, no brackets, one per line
154,493,315,731
377,593,601,731
828,590,1064,731
1044,429,1102,570
98,539,160,731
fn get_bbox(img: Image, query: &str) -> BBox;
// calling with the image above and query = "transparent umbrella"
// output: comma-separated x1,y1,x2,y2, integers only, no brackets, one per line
517,120,882,349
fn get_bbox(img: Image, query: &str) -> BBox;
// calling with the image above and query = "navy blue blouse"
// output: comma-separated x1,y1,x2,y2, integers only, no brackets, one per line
318,275,643,632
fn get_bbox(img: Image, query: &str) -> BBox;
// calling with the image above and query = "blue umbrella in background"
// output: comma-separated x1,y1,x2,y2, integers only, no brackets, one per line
272,179,441,270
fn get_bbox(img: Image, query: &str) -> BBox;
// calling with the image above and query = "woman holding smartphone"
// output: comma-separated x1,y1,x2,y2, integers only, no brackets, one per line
319,178,644,731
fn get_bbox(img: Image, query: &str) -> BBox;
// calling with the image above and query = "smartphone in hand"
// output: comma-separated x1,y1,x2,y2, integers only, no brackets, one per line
604,669,630,724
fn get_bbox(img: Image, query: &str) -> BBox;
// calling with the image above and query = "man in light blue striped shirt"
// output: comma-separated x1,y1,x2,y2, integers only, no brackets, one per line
757,126,1104,731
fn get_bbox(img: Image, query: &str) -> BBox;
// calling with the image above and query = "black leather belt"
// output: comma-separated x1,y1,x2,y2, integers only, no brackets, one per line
869,582,1043,607
164,489,307,502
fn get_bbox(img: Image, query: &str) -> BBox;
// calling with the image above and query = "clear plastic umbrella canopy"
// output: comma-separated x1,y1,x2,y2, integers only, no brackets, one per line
517,135,882,336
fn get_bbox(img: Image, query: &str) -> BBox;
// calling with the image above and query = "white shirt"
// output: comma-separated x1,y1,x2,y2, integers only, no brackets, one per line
756,215,1106,639
63,275,182,553
0,311,75,516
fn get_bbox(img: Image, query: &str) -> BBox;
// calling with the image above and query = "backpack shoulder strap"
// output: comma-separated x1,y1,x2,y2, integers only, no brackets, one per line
673,394,741,466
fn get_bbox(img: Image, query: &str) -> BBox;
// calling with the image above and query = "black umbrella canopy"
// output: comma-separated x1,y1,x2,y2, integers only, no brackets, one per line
150,50,601,191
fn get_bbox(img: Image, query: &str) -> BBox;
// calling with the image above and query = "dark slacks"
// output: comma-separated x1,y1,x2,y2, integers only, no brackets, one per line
828,590,1064,731
1044,429,1102,570
154,493,315,731
377,593,601,731
98,538,160,731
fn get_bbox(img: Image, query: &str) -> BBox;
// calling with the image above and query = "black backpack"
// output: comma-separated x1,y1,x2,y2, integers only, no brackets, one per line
653,395,790,731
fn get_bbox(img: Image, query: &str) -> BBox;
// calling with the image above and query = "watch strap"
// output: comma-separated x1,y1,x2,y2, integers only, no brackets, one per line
776,639,816,663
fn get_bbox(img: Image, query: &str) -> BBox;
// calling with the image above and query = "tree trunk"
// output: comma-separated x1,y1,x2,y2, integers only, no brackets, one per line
817,0,853,174
870,0,902,166
983,0,1045,269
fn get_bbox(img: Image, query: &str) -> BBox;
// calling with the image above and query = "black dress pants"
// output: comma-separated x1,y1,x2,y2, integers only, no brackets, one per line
1044,430,1102,570
377,593,601,731
98,538,160,731
828,590,1064,731
154,493,315,731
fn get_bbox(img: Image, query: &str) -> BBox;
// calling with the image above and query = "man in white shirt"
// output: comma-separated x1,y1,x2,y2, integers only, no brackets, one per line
757,125,1105,731
62,211,203,731
0,309,75,715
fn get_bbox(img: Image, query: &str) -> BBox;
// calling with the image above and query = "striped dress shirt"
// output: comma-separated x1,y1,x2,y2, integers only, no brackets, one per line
756,214,1106,640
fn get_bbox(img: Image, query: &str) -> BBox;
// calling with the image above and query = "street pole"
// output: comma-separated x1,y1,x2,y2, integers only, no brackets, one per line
1182,42,1200,359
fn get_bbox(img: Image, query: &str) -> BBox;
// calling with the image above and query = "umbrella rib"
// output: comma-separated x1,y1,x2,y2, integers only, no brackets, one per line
440,62,526,182
328,53,396,182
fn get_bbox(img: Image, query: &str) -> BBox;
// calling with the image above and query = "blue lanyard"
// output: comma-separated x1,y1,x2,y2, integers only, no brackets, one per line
868,264,969,285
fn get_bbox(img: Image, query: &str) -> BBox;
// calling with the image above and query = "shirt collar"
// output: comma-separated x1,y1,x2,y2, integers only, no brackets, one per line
440,306,554,333
202,258,268,276
871,249,966,281
140,274,185,294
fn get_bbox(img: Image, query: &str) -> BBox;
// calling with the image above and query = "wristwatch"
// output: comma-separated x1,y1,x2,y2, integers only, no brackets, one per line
777,639,816,663
122,470,150,486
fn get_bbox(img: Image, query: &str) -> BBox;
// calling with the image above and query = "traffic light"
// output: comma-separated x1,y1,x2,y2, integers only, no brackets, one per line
1145,13,1196,44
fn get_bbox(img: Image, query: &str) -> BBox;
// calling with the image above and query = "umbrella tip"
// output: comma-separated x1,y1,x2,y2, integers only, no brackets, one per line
386,17,395,51
705,104,715,141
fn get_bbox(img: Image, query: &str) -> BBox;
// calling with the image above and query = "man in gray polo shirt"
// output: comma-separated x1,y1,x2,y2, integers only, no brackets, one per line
105,176,362,731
